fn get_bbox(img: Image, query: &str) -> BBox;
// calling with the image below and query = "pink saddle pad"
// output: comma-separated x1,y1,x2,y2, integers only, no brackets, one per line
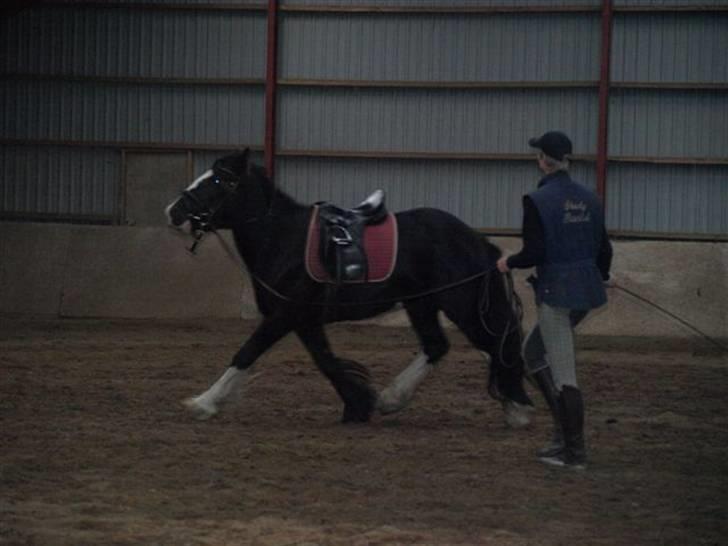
305,206,398,284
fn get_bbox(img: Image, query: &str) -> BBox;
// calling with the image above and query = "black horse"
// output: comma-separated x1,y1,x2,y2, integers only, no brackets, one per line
166,150,532,427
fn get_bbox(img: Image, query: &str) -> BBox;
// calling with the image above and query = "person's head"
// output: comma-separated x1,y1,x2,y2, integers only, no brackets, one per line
529,131,572,173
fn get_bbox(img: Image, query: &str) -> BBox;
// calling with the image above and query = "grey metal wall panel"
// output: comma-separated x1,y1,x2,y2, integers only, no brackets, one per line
276,157,594,229
280,13,600,82
608,90,728,159
1,7,266,79
606,164,728,235
0,145,119,217
281,0,600,7
614,0,728,6
3,2,726,238
44,0,265,4
278,87,598,155
612,13,728,83
1,80,264,146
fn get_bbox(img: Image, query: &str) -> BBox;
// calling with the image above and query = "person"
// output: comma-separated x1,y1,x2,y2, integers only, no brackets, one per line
497,131,612,469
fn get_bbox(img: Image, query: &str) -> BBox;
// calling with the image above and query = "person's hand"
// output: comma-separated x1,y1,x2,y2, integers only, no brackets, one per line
603,273,618,288
496,256,510,273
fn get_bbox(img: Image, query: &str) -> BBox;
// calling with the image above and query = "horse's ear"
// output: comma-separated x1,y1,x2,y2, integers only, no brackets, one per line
219,148,250,176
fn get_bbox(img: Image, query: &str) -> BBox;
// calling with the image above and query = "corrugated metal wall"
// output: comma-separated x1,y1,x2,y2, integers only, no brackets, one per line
1,1,726,238
607,7,728,235
278,88,599,154
1,3,267,222
0,145,118,220
276,158,595,228
2,7,267,78
273,7,603,222
278,12,601,81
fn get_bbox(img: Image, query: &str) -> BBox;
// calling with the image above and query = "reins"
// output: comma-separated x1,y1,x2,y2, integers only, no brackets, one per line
209,228,725,352
177,160,726,352
187,166,510,310
610,283,727,352
209,227,525,367
180,167,525,352
209,227,501,307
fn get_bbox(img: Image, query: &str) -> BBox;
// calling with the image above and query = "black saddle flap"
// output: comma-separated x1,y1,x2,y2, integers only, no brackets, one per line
315,191,388,283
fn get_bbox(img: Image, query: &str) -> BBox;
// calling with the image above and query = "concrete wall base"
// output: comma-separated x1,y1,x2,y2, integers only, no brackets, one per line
1,223,725,342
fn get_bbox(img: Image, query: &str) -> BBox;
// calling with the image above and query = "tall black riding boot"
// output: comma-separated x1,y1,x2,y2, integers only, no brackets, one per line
540,385,586,469
530,366,563,457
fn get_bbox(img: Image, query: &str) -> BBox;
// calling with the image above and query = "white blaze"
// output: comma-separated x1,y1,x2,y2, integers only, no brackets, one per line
186,169,215,191
165,169,214,225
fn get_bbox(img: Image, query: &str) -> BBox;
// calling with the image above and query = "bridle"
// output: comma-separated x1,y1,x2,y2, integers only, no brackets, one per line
181,169,237,229
180,167,272,253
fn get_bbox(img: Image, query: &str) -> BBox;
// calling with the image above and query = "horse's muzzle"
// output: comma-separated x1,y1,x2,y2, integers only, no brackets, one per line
165,199,189,227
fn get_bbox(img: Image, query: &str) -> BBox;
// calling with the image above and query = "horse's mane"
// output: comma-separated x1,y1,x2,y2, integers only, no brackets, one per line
249,162,305,213
250,163,269,180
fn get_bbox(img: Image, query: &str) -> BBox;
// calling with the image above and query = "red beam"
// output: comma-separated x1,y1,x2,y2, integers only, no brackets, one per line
596,0,613,206
264,0,279,180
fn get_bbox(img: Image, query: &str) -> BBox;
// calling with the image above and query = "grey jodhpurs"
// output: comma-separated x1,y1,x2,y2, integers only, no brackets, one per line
523,304,588,390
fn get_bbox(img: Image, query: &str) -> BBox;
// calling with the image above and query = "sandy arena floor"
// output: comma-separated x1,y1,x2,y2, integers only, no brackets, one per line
1,317,726,545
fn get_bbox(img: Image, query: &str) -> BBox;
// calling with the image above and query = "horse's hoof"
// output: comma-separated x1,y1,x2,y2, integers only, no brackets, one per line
183,397,217,421
503,400,532,428
376,388,406,415
341,405,371,424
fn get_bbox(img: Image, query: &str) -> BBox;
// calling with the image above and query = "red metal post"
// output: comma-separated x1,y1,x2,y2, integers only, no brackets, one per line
264,0,279,180
596,0,613,205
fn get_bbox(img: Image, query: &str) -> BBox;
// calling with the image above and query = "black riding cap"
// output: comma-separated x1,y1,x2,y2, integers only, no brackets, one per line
529,131,573,161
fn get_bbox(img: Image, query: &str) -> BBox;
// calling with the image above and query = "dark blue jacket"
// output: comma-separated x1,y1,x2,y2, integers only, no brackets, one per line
527,171,608,310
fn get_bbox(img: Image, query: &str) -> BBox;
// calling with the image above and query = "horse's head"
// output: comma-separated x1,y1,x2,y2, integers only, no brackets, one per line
165,149,266,233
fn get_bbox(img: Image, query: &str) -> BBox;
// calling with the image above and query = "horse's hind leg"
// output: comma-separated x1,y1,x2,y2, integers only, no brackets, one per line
443,279,532,428
377,299,448,415
296,323,376,423
482,328,533,428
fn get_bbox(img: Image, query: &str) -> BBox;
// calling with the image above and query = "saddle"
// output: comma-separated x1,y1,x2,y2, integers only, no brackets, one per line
308,190,396,284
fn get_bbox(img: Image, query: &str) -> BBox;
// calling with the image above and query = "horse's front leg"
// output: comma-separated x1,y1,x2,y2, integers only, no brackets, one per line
295,323,376,423
184,316,291,420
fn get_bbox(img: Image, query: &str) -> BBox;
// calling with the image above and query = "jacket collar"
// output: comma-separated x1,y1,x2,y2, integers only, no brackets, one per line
537,169,571,188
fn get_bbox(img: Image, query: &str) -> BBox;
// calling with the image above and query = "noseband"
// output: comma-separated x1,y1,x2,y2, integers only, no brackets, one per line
180,190,216,233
